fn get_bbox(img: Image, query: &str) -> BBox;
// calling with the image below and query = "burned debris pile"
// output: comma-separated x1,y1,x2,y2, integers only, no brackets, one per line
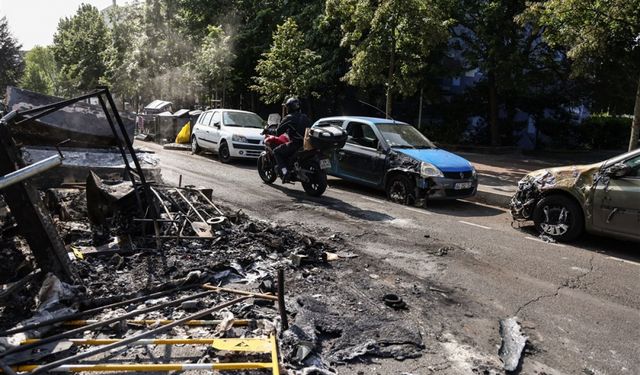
0,89,427,373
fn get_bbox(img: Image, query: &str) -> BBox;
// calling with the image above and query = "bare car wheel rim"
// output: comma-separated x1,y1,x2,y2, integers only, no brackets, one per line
389,180,407,202
540,205,570,236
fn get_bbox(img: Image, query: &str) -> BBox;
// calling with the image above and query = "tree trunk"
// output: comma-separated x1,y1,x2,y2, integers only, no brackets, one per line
488,70,499,146
418,87,424,130
628,73,640,151
386,34,396,118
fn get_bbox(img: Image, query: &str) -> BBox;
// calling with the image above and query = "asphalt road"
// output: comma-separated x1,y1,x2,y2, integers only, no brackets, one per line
143,142,639,375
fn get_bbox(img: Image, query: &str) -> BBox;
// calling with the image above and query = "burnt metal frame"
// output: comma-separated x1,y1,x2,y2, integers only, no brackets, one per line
5,87,157,220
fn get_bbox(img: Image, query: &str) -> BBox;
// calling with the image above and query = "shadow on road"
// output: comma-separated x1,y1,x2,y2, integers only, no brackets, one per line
268,184,394,222
196,152,258,171
328,178,505,217
426,199,505,217
515,224,640,262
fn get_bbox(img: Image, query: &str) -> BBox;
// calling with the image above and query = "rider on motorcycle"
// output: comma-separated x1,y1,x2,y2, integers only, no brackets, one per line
274,97,311,182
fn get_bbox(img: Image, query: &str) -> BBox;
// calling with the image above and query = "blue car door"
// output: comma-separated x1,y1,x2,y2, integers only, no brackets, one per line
336,121,386,186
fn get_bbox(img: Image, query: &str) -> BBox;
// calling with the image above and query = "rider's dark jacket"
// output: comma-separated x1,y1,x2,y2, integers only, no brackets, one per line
276,112,312,144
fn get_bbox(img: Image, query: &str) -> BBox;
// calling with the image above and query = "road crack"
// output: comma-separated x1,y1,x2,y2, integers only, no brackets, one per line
514,254,596,317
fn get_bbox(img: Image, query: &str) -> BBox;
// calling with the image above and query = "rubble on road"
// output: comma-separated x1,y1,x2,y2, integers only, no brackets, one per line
498,317,528,372
0,89,436,373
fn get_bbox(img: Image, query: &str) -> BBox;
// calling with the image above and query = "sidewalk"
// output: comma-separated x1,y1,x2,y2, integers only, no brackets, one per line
460,150,619,208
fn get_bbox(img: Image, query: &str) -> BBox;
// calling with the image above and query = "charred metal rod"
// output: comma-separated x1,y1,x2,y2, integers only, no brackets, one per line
13,362,273,373
174,189,207,222
0,360,17,375
149,187,179,233
201,284,278,301
277,269,289,331
192,188,225,216
0,155,62,190
0,289,216,359
0,284,197,336
61,319,252,328
30,296,249,374
152,235,214,240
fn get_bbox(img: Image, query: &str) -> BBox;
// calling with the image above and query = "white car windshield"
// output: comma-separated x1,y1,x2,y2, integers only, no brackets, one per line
375,123,436,149
223,112,263,128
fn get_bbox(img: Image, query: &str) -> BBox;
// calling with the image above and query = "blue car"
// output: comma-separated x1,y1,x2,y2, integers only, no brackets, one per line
312,116,478,205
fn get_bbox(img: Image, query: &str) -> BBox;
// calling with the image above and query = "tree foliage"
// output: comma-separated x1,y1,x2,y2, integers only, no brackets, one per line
100,3,145,106
20,46,57,95
52,4,109,96
448,0,570,145
325,0,450,116
195,26,235,106
525,0,640,149
252,18,323,104
0,17,24,95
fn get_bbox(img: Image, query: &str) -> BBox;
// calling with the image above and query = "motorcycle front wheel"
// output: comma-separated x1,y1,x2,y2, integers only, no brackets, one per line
301,162,327,197
257,154,277,184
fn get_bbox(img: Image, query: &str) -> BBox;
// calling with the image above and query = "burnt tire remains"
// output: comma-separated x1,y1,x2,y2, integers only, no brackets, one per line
386,174,415,205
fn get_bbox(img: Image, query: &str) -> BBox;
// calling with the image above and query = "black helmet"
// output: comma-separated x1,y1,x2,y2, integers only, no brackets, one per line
284,97,300,113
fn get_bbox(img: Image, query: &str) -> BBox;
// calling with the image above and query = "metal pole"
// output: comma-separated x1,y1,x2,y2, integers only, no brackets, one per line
0,290,216,359
31,296,249,374
0,284,197,336
61,319,252,328
201,284,278,301
277,269,288,331
13,362,275,373
0,155,62,190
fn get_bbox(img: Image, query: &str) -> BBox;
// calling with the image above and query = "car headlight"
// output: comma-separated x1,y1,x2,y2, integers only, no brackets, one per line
420,162,444,178
232,134,248,143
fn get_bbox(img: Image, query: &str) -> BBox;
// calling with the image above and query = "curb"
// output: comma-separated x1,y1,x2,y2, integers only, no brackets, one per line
471,186,512,209
163,143,191,151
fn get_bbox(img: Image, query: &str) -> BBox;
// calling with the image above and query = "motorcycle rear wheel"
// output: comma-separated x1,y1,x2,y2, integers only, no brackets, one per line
301,162,327,197
257,154,277,184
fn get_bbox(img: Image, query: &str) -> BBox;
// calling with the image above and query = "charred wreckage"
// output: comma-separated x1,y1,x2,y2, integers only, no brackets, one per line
0,88,431,374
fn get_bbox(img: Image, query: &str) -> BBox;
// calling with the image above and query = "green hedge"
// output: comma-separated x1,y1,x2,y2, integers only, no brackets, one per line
581,115,632,150
537,114,632,150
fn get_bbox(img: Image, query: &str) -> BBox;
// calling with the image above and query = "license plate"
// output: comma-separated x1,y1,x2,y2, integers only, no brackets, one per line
454,182,473,190
320,159,331,169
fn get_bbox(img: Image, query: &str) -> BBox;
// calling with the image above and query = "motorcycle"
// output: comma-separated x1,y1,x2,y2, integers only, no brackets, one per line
257,125,331,197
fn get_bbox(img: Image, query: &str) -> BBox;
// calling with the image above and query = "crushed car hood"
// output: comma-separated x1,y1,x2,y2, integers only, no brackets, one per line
523,162,603,194
395,149,473,172
511,162,603,221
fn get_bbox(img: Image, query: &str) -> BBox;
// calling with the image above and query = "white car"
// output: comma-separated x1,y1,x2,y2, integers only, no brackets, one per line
191,109,265,162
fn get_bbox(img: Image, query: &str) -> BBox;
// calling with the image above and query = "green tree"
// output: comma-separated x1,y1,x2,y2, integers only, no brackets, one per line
325,0,450,116
195,26,235,106
100,3,145,108
251,18,323,104
20,46,57,95
446,0,570,146
0,17,24,94
525,0,640,150
52,4,109,95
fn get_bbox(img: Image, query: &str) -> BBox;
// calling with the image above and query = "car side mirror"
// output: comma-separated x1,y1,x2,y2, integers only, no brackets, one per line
213,122,221,128
603,162,631,178
377,143,387,153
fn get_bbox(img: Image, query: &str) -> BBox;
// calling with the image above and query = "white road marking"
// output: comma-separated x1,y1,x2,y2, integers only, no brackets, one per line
606,256,640,266
461,199,509,212
458,220,492,230
525,236,566,247
360,196,387,204
405,207,433,215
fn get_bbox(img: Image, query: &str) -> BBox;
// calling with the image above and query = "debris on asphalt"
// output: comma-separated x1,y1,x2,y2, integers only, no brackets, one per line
499,317,528,372
382,293,407,309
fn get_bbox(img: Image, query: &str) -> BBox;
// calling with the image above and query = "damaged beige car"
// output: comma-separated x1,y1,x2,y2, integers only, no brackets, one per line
511,149,640,242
